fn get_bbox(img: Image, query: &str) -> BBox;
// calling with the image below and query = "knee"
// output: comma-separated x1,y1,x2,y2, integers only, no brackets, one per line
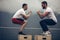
40,21,45,25
40,21,43,24
23,20,27,25
20,21,27,25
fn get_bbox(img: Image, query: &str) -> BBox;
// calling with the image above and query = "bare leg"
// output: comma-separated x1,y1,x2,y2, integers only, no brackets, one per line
20,21,27,32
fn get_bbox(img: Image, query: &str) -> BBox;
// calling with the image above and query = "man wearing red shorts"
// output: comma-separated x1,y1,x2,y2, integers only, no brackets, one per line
12,3,32,35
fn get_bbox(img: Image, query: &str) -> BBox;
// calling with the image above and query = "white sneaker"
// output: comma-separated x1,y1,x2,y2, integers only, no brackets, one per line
42,31,51,36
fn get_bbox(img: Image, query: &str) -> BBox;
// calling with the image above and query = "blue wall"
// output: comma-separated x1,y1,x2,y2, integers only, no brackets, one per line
0,11,60,40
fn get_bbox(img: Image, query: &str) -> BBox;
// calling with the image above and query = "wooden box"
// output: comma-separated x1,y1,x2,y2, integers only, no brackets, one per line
35,35,52,40
18,35,32,40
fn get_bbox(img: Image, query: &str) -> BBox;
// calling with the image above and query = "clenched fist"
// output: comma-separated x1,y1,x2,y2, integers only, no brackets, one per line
37,10,40,14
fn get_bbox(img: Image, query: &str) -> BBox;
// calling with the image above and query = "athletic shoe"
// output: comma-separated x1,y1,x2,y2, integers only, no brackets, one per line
42,31,51,36
18,32,26,35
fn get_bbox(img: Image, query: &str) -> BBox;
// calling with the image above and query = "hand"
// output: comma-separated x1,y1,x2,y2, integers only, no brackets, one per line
37,10,40,14
28,10,32,14
37,10,41,17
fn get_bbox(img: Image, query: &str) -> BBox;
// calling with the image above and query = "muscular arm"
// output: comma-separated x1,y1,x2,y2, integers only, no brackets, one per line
37,11,49,18
21,11,32,19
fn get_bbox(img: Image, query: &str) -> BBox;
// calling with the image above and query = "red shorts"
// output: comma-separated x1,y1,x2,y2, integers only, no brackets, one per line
12,18,25,25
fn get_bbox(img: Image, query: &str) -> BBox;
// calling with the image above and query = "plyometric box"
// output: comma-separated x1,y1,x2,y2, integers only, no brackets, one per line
35,35,52,40
18,35,32,40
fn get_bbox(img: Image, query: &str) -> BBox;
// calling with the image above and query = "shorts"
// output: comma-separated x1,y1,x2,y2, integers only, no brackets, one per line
12,18,25,25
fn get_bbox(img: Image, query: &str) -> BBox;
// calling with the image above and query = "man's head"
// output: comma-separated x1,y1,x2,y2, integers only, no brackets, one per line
41,1,47,9
22,3,28,10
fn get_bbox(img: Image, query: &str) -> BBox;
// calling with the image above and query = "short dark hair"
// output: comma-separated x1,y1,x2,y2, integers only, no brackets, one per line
22,3,27,8
42,1,47,6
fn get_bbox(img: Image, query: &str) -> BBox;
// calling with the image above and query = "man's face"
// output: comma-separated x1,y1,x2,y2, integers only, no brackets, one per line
24,5,28,10
42,3,47,9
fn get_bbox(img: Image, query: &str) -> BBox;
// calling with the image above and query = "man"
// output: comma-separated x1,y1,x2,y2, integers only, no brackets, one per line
37,1,57,36
12,3,32,35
